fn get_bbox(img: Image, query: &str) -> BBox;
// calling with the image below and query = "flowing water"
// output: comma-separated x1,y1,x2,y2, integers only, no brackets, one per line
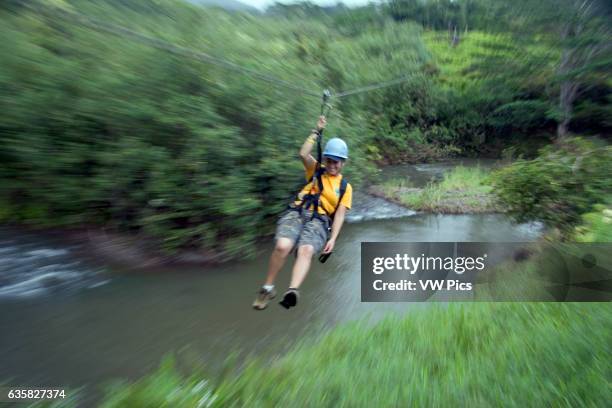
0,161,542,395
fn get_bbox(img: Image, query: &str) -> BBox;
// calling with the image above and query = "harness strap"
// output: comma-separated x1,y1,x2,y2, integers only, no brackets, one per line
333,177,348,218
290,170,348,224
309,89,331,221
290,88,345,222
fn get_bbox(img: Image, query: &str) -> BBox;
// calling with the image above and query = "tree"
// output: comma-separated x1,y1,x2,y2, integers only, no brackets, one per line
554,0,611,138
505,0,611,139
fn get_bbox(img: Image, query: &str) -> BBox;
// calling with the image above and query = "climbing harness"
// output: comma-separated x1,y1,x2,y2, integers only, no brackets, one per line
287,168,349,222
285,90,349,263
287,91,343,218
287,166,348,263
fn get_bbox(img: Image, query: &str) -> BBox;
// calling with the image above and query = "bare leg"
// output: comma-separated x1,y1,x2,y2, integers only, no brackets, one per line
264,238,294,286
289,244,315,289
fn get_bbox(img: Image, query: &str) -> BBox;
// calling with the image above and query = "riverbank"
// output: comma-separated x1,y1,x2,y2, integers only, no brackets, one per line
0,190,413,271
0,163,504,272
0,225,227,269
95,302,610,407
370,166,504,214
2,213,544,399
67,238,610,407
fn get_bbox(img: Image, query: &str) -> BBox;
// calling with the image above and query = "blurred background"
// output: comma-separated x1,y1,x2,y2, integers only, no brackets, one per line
0,0,610,406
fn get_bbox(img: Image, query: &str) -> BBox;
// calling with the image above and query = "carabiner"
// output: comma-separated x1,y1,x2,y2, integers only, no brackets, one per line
320,89,333,117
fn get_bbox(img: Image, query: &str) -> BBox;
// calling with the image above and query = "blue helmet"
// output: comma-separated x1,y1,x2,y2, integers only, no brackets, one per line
323,137,348,160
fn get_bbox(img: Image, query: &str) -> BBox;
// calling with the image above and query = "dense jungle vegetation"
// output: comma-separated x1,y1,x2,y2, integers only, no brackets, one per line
1,0,610,258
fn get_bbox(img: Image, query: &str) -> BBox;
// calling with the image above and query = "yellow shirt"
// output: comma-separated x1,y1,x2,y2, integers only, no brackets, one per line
294,160,353,215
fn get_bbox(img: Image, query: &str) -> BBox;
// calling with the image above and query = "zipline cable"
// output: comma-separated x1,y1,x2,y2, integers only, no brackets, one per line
22,1,322,98
335,74,416,98
22,1,420,104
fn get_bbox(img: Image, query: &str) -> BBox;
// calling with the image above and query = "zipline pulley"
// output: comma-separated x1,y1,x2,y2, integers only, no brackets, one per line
314,89,333,183
315,89,333,167
320,89,333,119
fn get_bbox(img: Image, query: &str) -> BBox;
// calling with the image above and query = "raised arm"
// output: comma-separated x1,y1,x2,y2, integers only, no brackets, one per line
299,116,326,169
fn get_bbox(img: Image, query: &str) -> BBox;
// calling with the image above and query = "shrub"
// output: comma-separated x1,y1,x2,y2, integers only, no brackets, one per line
492,137,612,231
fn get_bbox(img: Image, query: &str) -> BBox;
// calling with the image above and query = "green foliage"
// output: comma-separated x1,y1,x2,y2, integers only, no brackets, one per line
1,0,610,257
0,0,381,257
388,0,484,31
422,30,559,148
490,100,555,131
574,204,612,242
96,303,611,407
98,356,218,408
492,137,612,231
384,166,500,213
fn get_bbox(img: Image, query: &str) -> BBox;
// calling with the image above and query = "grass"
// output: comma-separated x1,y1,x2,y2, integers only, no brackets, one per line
574,204,612,242
25,239,611,408
371,166,503,213
422,30,557,91
377,175,419,197
83,302,611,408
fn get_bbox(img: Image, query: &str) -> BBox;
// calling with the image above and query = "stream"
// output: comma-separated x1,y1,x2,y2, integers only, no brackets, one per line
0,160,542,395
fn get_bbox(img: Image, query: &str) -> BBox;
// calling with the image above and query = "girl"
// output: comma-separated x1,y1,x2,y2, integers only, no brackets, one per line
253,115,353,310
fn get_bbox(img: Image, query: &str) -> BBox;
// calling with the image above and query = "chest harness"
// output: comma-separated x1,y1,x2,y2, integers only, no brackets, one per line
288,90,348,224
288,167,348,223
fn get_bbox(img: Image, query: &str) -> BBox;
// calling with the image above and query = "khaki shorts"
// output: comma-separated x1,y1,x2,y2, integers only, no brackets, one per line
275,209,330,254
